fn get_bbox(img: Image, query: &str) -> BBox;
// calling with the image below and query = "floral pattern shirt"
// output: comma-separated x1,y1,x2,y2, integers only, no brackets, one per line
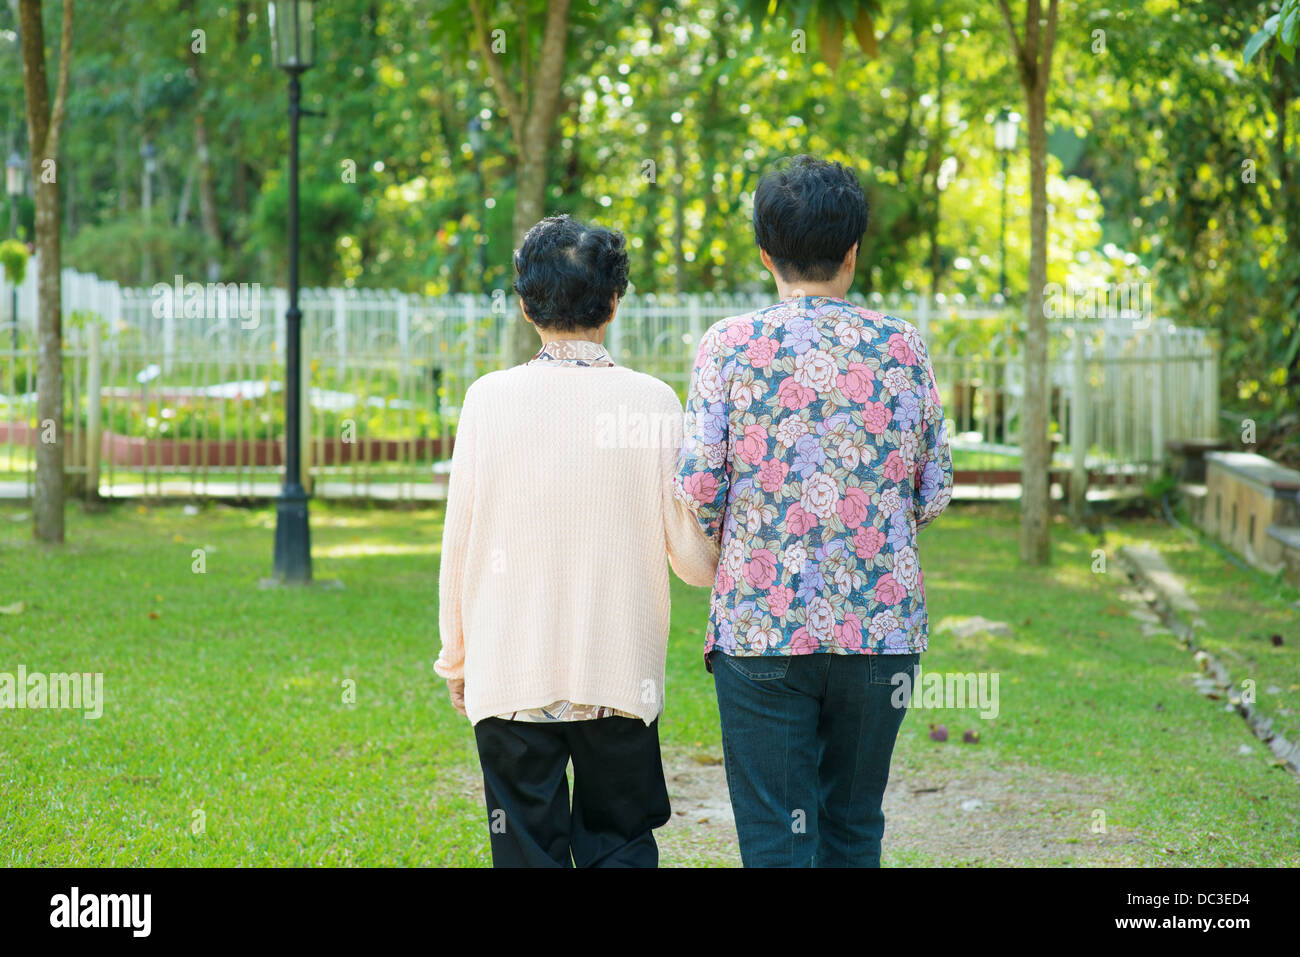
492,338,639,723
673,296,953,659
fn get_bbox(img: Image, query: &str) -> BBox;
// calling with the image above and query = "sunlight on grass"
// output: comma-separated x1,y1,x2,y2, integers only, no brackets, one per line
1,500,1296,867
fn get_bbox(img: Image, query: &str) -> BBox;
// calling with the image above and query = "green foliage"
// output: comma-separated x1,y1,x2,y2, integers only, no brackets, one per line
0,0,1294,461
65,310,103,333
64,220,221,287
250,176,365,288
0,195,34,242
92,394,443,443
1245,0,1300,70
0,239,29,285
1143,472,1181,503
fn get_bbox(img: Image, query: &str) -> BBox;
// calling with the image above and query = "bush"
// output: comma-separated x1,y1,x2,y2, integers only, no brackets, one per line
251,176,363,288
64,218,221,286
0,238,29,286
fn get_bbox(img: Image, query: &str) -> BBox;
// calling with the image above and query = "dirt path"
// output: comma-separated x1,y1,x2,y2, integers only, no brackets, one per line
657,747,1147,866
442,746,1146,866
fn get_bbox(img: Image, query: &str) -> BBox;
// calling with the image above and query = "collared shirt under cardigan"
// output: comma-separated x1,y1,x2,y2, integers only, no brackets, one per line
494,339,638,723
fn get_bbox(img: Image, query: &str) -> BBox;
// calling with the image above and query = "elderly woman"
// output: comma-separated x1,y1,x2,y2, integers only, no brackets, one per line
434,215,719,868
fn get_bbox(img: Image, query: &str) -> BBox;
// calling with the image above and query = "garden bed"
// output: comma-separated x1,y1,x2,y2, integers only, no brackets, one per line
0,422,453,467
98,432,453,468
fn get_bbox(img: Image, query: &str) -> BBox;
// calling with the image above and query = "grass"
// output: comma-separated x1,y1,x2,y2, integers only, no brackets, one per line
1103,504,1300,753
0,499,1295,866
950,448,1020,472
895,505,1298,865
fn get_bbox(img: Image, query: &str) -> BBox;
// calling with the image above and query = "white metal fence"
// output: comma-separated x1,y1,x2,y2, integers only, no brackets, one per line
0,259,1220,501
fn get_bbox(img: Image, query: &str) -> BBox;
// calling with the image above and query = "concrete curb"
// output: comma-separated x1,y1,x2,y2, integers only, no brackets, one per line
1116,544,1300,777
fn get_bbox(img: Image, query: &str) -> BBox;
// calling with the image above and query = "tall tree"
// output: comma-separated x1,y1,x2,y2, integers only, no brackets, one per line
19,0,73,543
184,0,222,281
998,0,1058,565
465,0,574,364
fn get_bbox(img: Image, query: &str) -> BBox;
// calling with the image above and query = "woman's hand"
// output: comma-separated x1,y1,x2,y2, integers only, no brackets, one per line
446,678,467,717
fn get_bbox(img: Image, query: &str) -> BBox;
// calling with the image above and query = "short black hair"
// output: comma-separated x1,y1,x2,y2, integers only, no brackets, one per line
752,155,869,283
512,215,629,331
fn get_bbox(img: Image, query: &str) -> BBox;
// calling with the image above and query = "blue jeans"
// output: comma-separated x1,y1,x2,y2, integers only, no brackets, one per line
710,650,917,867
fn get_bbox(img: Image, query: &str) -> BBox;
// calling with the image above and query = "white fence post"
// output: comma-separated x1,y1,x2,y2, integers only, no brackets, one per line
688,295,702,347
274,288,288,358
916,294,931,344
86,320,102,499
1070,329,1088,519
333,288,347,374
1150,330,1165,467
27,277,1221,497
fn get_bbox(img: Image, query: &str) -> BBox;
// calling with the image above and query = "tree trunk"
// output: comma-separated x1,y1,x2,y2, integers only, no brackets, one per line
928,24,947,297
194,111,222,280
671,124,687,294
19,0,73,543
480,0,566,366
33,177,63,536
231,1,250,226
997,0,1055,564
116,124,129,214
1273,67,1300,402
187,0,221,281
1020,75,1050,564
176,156,195,226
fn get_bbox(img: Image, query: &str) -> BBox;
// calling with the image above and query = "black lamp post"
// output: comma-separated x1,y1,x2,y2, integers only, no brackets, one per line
5,151,22,352
993,108,1020,301
269,0,315,583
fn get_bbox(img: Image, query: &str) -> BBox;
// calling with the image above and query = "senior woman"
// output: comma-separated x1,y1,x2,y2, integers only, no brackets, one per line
434,215,719,868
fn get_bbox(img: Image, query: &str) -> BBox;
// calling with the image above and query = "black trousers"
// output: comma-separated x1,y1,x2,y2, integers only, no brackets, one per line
472,715,672,867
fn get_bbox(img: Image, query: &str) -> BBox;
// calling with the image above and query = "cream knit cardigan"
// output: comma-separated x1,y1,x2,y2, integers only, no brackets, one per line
434,363,720,725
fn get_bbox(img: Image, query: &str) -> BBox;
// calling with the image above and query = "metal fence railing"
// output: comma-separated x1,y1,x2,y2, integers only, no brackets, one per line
0,261,1219,502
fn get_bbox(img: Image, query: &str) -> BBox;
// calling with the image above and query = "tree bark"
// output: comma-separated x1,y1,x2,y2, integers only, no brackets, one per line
999,0,1056,565
509,0,571,364
231,1,250,223
19,0,73,543
1021,70,1050,564
470,0,572,365
1273,67,1300,401
671,123,687,294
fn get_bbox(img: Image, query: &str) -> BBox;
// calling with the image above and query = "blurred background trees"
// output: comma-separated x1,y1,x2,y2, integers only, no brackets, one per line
0,0,1296,460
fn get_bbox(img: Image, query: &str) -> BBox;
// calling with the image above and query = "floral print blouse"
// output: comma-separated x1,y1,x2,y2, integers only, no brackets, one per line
674,296,953,659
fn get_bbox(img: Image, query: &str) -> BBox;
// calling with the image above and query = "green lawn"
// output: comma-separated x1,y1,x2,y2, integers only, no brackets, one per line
1103,505,1300,757
0,500,1295,866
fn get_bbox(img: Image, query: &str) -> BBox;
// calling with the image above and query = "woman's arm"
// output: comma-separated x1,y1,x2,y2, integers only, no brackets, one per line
673,329,731,540
913,338,954,531
660,394,720,587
